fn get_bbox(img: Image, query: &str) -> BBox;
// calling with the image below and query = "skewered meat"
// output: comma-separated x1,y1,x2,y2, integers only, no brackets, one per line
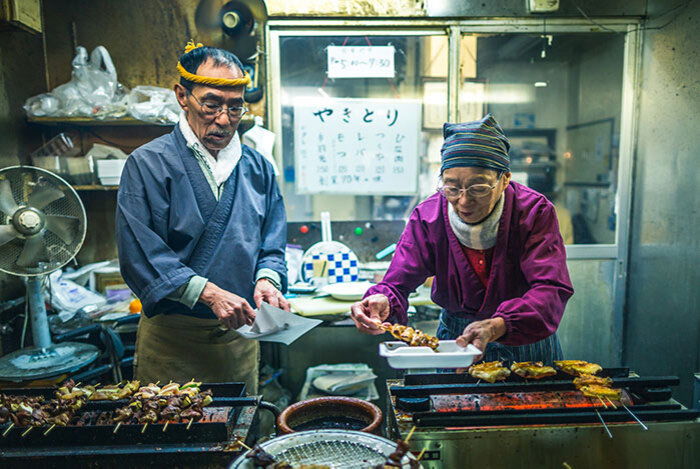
510,361,557,379
386,439,410,466
382,324,439,351
134,384,161,399
114,407,134,422
86,380,141,400
246,445,276,467
158,383,180,396
105,384,212,427
469,361,511,383
573,374,612,389
554,360,603,377
0,393,84,428
579,384,621,400
179,380,203,397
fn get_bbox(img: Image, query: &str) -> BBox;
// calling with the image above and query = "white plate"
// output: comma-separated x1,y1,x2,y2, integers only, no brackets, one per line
379,340,481,369
321,281,374,301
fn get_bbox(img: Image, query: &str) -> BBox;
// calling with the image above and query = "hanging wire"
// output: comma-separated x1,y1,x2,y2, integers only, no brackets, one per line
571,0,693,34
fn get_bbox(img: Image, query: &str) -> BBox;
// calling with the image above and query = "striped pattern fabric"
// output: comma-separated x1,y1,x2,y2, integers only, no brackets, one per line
436,310,563,364
440,113,511,173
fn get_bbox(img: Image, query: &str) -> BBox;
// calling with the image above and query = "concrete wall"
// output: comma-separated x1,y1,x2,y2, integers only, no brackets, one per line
625,1,700,406
0,26,46,302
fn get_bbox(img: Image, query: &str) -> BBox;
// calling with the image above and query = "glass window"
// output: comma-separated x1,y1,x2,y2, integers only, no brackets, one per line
275,31,625,245
277,34,448,221
460,33,624,244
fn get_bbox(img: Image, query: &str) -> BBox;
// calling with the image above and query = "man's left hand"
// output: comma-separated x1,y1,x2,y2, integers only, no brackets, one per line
456,317,507,362
253,278,290,311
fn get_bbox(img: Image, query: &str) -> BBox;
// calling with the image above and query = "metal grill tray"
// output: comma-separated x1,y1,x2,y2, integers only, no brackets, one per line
0,382,249,447
0,381,247,402
230,430,420,468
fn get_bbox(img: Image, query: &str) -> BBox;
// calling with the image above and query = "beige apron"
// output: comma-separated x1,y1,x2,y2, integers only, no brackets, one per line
134,313,259,394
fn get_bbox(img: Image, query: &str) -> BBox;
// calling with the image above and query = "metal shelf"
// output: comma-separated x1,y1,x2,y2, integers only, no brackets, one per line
27,116,175,127
72,185,119,191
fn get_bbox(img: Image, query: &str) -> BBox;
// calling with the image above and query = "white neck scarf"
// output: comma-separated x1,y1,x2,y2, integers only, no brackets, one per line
178,111,242,186
447,195,504,250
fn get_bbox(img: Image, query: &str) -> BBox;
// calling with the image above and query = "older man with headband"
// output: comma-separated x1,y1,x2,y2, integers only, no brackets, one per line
116,42,288,391
351,114,573,364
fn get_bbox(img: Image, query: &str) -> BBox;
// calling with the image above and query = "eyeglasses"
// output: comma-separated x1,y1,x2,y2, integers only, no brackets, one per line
189,93,248,119
438,182,499,199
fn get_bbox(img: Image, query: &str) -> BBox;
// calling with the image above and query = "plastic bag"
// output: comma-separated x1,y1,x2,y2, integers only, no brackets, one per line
24,46,128,119
127,86,180,124
48,270,107,320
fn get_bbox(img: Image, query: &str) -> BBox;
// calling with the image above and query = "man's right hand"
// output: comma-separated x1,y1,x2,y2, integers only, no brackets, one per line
350,294,391,335
199,282,255,329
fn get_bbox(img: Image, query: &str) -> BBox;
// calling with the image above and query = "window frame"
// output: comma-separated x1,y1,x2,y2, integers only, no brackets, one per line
267,18,642,363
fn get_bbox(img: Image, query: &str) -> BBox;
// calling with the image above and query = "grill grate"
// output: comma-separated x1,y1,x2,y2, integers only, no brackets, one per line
231,430,419,469
276,440,386,467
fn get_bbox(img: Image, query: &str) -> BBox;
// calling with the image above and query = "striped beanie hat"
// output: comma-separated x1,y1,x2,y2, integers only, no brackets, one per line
440,114,510,174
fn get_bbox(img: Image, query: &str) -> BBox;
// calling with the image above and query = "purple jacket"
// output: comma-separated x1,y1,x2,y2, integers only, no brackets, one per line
366,182,573,346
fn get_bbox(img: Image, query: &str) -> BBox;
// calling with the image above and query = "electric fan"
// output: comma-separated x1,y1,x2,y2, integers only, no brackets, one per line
0,166,99,381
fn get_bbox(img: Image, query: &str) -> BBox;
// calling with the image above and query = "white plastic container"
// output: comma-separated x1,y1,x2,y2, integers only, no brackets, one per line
96,159,126,185
379,340,481,369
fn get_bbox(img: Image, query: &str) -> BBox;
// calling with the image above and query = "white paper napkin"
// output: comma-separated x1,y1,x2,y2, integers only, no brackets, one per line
237,302,322,345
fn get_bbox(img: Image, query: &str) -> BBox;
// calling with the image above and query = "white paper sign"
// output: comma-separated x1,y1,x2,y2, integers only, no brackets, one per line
294,98,420,195
327,46,395,78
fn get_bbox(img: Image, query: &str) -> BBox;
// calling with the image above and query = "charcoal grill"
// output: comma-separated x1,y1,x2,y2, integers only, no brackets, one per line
230,430,421,468
386,368,700,468
0,382,269,468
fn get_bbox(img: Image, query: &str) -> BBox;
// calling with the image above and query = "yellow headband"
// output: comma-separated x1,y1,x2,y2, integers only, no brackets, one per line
177,40,251,88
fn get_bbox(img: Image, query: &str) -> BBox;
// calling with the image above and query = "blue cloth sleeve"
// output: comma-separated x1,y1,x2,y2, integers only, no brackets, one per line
116,159,198,316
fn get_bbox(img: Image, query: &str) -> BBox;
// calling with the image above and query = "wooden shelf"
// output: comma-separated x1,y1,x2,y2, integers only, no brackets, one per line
72,184,119,191
27,116,175,127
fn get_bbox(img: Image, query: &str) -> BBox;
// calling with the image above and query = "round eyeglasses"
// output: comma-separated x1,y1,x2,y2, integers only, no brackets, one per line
189,93,248,119
438,182,498,199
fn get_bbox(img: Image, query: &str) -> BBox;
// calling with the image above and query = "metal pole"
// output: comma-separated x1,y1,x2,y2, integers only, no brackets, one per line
447,26,461,122
27,276,52,349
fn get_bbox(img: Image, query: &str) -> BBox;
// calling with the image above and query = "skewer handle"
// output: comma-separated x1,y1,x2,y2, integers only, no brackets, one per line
405,425,417,443
2,422,15,437
622,404,648,430
594,409,613,439
43,424,56,436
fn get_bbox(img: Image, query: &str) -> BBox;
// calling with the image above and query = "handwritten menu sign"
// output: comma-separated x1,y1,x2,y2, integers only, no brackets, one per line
294,98,420,195
327,46,395,78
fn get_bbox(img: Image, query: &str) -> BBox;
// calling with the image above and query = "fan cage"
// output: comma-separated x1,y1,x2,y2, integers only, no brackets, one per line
0,166,86,276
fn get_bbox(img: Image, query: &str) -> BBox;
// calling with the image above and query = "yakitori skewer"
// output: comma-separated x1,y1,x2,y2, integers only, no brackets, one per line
2,422,14,437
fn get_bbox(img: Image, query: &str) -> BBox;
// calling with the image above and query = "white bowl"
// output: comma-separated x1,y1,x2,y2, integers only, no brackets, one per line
321,281,374,301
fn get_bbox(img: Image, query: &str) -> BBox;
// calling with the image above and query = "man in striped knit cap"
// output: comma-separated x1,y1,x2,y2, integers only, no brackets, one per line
351,114,573,364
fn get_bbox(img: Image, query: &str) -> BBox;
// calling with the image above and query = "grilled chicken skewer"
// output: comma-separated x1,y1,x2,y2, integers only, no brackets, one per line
380,323,439,351
468,361,511,383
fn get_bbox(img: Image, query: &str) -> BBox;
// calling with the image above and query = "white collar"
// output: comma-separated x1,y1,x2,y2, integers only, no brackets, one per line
178,111,242,186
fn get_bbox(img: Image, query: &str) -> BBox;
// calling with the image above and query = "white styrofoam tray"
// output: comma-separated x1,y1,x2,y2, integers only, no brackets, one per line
379,340,481,369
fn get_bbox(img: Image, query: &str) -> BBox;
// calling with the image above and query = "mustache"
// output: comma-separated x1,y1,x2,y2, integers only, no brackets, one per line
206,130,233,138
